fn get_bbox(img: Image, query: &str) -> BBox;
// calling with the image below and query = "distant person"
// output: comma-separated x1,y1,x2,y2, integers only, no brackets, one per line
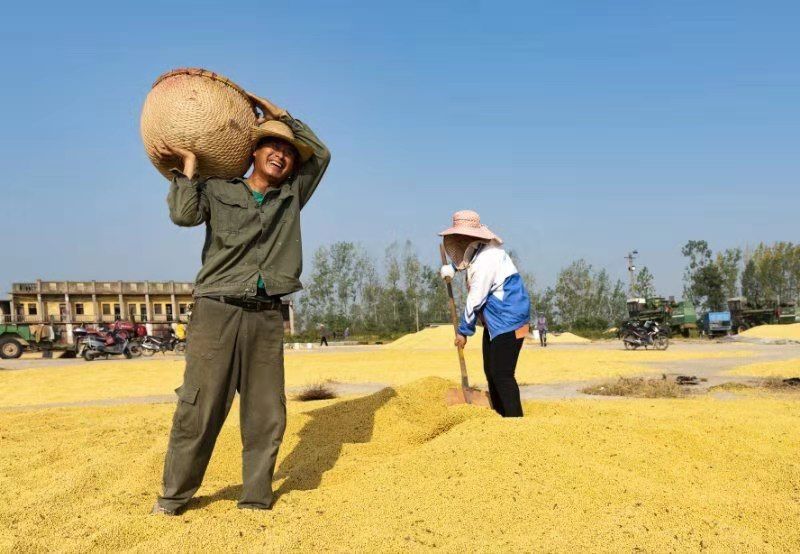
439,210,530,417
319,325,329,347
343,327,350,341
536,315,548,347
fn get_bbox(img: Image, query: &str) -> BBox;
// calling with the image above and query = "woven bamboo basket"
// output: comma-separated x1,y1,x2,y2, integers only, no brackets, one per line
140,68,258,180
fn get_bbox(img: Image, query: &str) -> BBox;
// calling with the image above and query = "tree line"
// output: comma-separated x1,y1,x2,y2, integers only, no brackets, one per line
294,239,800,337
294,241,631,336
682,240,800,311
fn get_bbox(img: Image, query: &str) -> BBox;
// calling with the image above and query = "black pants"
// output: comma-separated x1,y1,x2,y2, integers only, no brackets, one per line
482,329,524,417
320,337,328,346
539,329,547,347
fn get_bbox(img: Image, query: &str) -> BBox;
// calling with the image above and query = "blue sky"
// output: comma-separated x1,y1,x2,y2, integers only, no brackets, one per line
1,1,797,298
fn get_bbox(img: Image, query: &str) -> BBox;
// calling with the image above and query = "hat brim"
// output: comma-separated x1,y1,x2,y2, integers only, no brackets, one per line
438,225,502,244
251,127,314,163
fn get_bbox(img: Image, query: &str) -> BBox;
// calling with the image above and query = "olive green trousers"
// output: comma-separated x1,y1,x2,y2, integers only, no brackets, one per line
158,297,286,511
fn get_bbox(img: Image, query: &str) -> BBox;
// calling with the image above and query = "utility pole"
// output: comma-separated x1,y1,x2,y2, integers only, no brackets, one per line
625,250,639,296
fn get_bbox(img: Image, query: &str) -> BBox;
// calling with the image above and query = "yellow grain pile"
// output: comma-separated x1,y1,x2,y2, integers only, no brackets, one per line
385,325,481,350
387,325,592,349
739,323,800,341
1,378,799,551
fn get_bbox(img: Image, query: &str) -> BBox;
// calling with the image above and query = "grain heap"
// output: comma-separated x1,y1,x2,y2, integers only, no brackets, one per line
2,377,799,551
739,323,800,341
387,325,591,350
385,325,481,350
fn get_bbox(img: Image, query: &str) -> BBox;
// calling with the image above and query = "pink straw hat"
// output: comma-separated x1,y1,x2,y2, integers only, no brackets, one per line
439,210,502,268
438,210,502,242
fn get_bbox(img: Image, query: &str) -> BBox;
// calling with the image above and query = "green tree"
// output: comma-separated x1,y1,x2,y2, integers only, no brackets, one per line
715,248,742,299
632,266,655,298
553,260,626,329
682,240,727,311
742,242,800,306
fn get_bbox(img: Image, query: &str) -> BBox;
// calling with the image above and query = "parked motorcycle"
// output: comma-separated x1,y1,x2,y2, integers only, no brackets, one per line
79,329,142,361
140,329,186,356
620,320,669,350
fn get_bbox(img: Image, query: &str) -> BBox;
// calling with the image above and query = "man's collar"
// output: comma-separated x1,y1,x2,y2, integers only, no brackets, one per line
234,177,294,199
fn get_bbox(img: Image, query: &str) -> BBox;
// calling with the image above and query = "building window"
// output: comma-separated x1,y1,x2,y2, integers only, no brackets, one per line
28,303,38,316
179,303,188,315
75,303,84,315
128,304,137,315
166,304,174,321
102,303,111,315
153,304,163,315
114,304,121,318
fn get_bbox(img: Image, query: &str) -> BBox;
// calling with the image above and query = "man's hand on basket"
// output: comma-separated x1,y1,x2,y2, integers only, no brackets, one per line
246,92,288,124
454,334,467,349
155,142,197,179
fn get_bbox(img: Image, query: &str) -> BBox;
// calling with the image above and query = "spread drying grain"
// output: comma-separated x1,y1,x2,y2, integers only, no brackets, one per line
1,378,799,551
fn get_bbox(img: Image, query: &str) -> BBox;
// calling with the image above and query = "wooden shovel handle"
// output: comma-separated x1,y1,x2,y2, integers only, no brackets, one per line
440,244,471,391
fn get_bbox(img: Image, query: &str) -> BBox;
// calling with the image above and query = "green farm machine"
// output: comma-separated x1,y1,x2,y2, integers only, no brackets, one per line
727,297,797,334
626,296,697,337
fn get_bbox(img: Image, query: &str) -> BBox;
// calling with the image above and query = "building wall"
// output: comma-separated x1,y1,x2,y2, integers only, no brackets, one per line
3,280,294,335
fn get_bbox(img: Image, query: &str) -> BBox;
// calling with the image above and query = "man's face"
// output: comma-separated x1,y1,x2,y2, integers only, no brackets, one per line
253,138,297,183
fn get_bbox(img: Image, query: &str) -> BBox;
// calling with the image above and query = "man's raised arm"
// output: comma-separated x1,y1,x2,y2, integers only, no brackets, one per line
156,142,209,227
247,93,331,208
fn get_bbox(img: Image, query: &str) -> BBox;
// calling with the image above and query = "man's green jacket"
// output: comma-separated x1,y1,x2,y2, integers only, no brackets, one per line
167,115,330,299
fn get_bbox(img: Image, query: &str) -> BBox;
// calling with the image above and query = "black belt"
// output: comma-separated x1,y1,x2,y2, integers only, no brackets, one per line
213,296,282,311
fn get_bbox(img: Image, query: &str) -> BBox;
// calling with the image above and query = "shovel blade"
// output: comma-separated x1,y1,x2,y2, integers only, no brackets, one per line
445,387,492,408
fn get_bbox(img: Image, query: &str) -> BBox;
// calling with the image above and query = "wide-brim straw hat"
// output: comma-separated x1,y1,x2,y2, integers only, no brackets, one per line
439,210,502,268
252,120,314,163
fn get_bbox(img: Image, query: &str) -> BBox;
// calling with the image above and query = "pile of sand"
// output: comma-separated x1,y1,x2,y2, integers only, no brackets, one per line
2,377,800,551
739,323,800,341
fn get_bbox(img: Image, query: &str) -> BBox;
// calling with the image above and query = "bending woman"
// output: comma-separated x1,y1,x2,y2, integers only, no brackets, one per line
439,210,531,417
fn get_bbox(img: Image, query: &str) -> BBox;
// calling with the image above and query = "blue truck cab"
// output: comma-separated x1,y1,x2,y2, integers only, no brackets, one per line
700,311,732,337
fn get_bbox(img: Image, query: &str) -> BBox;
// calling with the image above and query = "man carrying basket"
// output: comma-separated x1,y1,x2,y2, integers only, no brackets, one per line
151,93,330,514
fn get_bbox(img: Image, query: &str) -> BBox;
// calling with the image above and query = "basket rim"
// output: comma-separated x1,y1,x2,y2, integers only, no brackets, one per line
152,68,257,113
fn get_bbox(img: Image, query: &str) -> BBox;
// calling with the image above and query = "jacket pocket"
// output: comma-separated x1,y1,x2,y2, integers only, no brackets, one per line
173,384,200,439
186,299,223,359
211,189,249,234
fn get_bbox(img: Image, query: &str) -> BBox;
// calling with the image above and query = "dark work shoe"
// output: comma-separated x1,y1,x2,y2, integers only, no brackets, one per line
150,502,179,516
237,502,272,511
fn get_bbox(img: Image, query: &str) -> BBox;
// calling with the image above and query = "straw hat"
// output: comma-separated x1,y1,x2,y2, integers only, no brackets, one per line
252,120,314,163
439,210,503,269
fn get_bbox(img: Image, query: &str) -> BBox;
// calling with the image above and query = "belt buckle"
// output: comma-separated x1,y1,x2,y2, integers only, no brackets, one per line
242,299,260,311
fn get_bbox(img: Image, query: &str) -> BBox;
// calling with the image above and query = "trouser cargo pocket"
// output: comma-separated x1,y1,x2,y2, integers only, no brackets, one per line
173,384,200,438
